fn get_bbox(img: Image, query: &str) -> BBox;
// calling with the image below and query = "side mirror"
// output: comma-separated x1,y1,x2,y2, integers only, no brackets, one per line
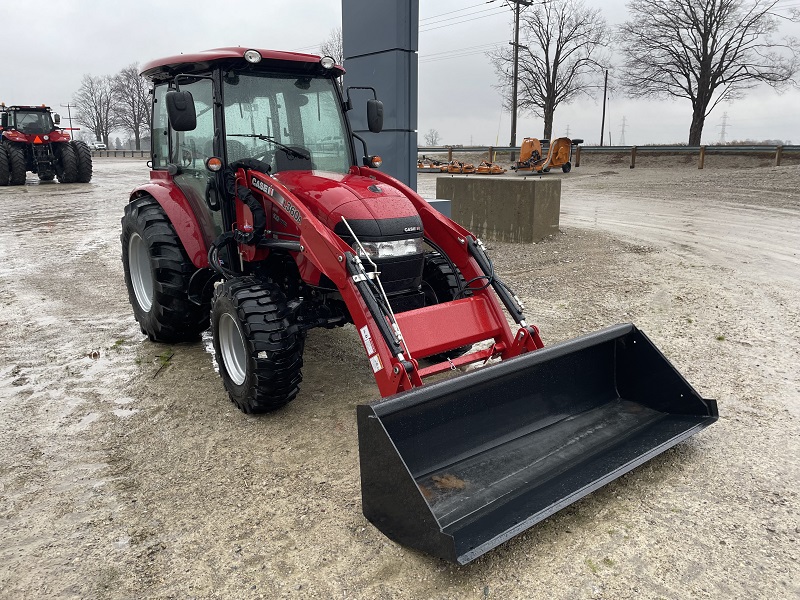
367,99,383,133
53,113,61,125
165,90,197,132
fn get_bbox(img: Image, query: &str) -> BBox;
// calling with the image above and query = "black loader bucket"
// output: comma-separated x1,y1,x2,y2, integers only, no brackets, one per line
357,324,717,565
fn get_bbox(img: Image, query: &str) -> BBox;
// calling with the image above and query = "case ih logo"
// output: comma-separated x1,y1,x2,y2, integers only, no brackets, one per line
252,177,302,225
251,177,274,197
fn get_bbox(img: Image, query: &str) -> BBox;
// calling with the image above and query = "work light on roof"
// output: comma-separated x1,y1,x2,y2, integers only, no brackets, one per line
320,56,335,69
243,49,262,64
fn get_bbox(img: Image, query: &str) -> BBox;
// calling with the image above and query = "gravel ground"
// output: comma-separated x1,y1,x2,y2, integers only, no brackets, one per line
0,158,797,599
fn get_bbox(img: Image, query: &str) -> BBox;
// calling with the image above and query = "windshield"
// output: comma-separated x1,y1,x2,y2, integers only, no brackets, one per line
223,72,351,174
14,110,54,134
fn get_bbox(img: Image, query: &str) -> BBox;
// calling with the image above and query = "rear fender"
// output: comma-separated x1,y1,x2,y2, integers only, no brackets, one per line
130,181,209,268
2,131,27,143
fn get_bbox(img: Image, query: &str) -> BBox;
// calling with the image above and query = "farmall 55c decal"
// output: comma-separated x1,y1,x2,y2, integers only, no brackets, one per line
251,177,302,225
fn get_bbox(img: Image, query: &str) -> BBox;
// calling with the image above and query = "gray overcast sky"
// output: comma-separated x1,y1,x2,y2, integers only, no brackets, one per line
1,0,797,146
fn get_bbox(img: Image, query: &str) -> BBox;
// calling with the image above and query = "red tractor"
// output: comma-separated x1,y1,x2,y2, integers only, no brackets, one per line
0,104,92,185
122,47,717,564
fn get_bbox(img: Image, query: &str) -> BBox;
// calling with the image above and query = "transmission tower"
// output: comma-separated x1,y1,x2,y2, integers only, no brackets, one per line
619,116,627,146
718,112,729,144
565,124,571,137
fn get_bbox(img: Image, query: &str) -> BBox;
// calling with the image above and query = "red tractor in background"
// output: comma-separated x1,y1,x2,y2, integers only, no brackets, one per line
121,47,716,565
0,104,92,185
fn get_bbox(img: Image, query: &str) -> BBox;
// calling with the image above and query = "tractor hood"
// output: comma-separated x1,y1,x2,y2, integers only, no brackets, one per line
272,170,423,241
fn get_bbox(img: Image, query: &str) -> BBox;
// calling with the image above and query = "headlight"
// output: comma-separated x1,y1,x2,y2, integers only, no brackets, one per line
243,49,262,63
356,238,423,260
320,56,336,69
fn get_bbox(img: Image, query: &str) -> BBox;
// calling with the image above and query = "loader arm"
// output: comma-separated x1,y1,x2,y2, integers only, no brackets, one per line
246,169,426,396
357,166,544,361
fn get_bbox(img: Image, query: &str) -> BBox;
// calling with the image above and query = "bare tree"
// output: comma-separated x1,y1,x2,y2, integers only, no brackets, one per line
490,0,609,140
618,0,798,145
73,75,117,146
320,27,344,66
113,63,151,150
424,129,441,146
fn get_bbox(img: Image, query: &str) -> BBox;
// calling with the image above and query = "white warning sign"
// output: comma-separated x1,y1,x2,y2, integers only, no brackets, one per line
360,325,375,355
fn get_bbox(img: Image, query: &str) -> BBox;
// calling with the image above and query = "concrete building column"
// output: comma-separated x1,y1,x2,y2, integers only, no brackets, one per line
342,0,419,190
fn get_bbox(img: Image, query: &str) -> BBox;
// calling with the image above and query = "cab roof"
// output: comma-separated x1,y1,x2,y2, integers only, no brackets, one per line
140,47,345,81
1,105,51,111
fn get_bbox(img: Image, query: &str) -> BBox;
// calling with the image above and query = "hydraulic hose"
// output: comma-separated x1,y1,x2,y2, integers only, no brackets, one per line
224,165,266,245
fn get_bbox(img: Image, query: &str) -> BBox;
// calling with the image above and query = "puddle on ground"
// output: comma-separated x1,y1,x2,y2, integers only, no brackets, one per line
112,408,139,418
70,412,101,432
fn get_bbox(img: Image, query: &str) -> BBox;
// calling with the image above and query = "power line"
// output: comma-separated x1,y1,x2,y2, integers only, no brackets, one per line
420,9,508,33
422,41,505,59
421,5,507,27
419,42,504,63
420,2,496,22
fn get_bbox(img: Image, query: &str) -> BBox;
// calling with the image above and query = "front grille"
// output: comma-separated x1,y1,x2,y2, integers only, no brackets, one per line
371,253,424,293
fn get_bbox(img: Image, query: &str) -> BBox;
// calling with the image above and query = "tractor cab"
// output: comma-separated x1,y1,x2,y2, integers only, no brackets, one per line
143,48,356,174
1,105,60,137
143,49,369,244
141,47,413,294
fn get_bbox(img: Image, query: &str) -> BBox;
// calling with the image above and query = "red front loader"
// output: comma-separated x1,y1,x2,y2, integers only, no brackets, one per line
121,48,717,564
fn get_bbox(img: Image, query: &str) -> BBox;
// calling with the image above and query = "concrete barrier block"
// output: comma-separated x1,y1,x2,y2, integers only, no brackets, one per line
423,198,451,218
435,176,560,243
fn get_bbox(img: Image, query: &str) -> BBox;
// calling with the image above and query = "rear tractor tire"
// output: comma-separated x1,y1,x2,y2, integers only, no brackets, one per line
121,196,210,343
71,141,93,182
421,251,472,361
212,277,305,413
0,144,9,186
4,142,26,186
55,143,78,183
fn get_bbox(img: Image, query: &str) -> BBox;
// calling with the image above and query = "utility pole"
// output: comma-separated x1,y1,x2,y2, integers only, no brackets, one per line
60,103,78,138
599,70,608,147
506,0,532,160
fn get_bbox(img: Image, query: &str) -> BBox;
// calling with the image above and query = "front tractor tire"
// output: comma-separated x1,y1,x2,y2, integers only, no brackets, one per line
3,142,26,186
70,140,93,182
121,196,210,343
212,278,305,414
55,142,78,183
